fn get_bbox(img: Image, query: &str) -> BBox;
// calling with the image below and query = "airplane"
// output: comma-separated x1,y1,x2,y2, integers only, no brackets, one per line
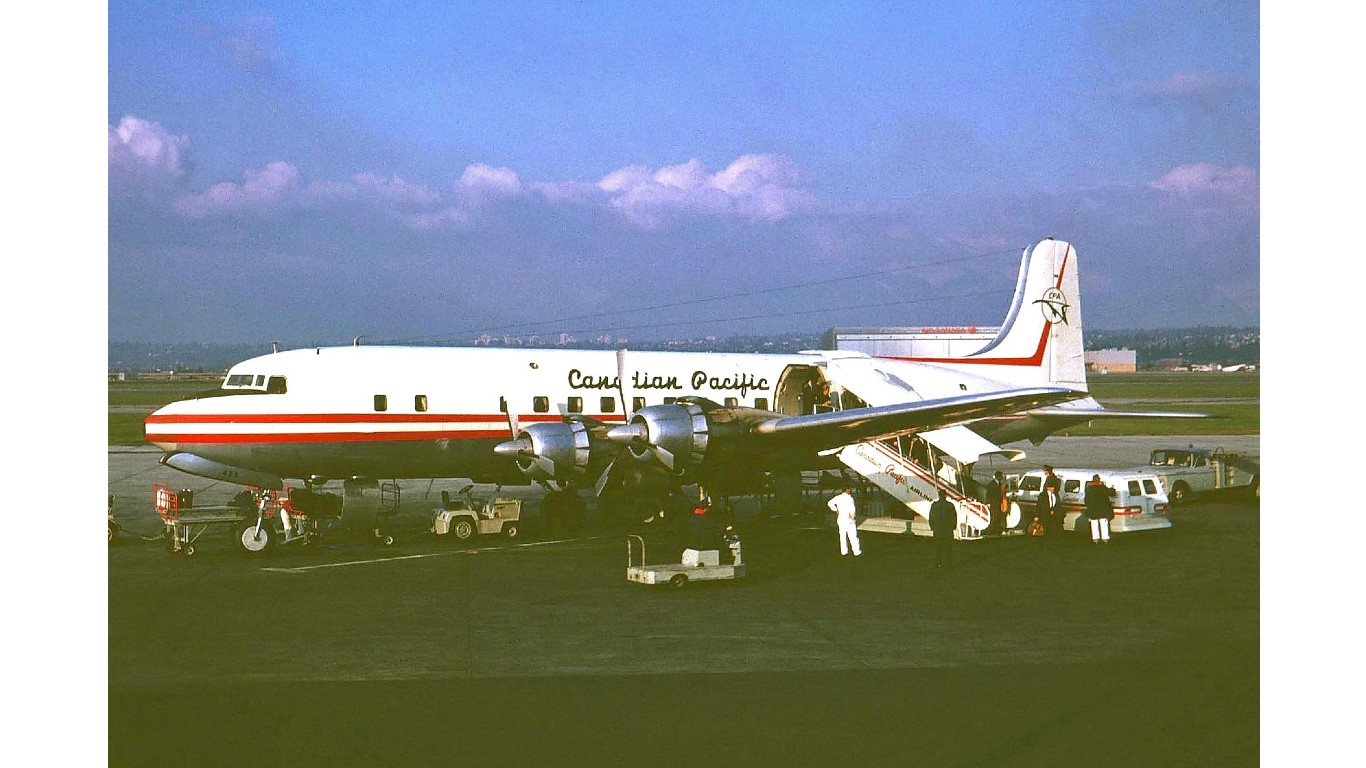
144,238,1204,523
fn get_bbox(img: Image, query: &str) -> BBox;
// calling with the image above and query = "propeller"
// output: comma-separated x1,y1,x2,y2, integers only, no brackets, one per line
592,348,633,496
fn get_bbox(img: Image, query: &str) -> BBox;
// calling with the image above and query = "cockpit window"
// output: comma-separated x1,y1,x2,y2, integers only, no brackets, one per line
226,374,254,387
266,376,287,394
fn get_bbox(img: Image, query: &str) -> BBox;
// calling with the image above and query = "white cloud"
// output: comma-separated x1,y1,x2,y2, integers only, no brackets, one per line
108,116,817,231
176,161,302,218
595,154,814,227
456,164,523,199
1150,163,1259,209
352,173,443,207
108,116,189,198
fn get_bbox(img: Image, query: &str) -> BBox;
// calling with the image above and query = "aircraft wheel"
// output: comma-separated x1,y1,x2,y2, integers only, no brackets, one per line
452,519,475,541
239,523,273,553
381,535,395,546
668,573,688,589
503,522,520,540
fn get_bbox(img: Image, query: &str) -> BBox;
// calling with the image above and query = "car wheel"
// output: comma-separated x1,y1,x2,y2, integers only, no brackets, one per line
453,519,475,541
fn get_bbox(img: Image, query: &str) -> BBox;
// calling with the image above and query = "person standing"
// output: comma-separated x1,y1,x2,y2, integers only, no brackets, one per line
986,471,1009,534
1084,474,1115,543
827,486,862,557
928,489,957,568
1035,482,1061,540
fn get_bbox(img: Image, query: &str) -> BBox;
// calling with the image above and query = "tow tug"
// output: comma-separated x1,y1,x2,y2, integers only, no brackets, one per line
430,485,522,541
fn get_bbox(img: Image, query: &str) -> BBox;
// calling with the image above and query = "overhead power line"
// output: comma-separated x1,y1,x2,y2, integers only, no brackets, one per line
386,245,1022,345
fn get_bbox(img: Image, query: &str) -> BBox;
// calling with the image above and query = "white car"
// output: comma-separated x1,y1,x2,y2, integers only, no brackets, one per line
1010,468,1172,538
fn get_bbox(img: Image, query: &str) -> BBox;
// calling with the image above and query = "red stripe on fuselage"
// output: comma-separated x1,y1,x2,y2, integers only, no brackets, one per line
879,242,1071,367
151,430,513,444
143,413,624,425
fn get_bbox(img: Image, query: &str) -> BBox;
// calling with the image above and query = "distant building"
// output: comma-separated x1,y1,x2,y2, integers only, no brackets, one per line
1085,348,1137,374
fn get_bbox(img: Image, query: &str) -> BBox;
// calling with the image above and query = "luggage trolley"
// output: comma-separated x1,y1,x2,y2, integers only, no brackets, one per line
626,534,745,588
154,482,248,557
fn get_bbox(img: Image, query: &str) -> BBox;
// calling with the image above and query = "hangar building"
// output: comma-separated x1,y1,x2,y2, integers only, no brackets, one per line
823,327,1001,357
1084,348,1137,373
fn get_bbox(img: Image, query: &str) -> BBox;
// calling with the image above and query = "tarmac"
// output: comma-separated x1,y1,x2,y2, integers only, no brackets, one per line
107,435,1260,767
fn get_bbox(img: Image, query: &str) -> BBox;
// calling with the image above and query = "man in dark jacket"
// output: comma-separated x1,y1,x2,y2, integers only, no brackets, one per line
986,471,1009,534
1035,483,1061,540
928,490,957,568
1083,474,1116,543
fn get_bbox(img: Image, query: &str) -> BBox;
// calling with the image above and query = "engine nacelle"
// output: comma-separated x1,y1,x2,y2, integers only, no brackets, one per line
615,402,711,476
509,420,594,484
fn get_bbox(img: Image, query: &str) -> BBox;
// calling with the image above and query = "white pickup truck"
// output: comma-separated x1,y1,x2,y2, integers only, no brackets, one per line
1143,446,1260,504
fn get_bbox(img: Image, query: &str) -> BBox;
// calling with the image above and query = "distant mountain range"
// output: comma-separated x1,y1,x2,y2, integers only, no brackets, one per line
109,327,1259,373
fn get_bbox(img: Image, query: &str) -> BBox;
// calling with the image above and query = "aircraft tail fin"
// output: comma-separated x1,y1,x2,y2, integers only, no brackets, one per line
908,238,1088,391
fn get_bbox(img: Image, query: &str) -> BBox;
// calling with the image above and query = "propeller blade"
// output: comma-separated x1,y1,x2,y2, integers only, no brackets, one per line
503,396,520,437
594,457,616,496
652,444,676,472
616,348,630,418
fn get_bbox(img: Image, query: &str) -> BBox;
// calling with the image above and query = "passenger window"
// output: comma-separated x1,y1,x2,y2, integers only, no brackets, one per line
1064,479,1080,493
600,397,616,413
1020,477,1040,492
632,397,646,411
374,395,388,412
415,395,428,412
568,396,583,413
754,397,769,409
266,376,287,394
1128,481,1141,495
533,396,549,413
724,397,738,407
1143,479,1157,494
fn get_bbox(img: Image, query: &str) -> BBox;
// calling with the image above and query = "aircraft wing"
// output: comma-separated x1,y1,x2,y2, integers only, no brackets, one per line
971,395,1212,445
749,386,1086,452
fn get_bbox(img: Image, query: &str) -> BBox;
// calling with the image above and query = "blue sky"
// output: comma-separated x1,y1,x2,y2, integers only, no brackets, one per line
105,1,1260,344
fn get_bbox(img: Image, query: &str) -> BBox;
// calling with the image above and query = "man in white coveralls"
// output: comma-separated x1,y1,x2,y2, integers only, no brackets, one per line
827,486,862,557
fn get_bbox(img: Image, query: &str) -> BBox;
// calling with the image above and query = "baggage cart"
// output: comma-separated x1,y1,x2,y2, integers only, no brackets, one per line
626,534,744,588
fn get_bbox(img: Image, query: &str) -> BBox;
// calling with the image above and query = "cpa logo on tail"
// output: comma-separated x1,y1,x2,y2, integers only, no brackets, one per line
1033,287,1070,325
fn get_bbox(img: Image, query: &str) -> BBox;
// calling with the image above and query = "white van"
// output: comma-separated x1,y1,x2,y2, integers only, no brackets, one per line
1009,468,1172,537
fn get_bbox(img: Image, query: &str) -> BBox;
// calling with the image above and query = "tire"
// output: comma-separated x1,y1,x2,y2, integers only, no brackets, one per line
504,522,520,540
668,573,688,589
452,519,475,541
1170,482,1192,506
238,522,273,553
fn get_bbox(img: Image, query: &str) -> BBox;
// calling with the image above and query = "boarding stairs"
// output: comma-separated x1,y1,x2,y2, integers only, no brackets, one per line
836,438,993,540
814,354,1023,540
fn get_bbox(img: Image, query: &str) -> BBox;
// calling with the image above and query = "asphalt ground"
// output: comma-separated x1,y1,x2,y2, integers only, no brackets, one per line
105,436,1260,766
